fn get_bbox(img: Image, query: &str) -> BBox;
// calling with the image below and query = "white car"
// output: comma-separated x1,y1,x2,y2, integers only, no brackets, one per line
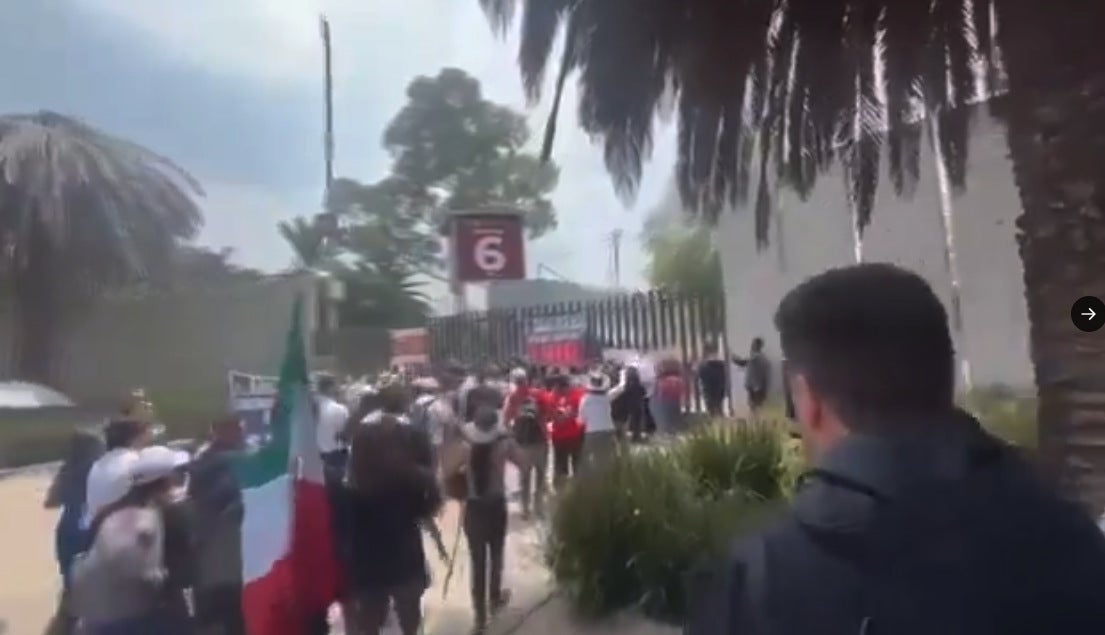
0,381,75,409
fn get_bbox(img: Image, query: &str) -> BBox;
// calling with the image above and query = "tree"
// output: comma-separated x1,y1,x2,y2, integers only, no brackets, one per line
378,67,559,240
642,186,722,299
484,2,1105,505
0,111,201,384
278,215,338,270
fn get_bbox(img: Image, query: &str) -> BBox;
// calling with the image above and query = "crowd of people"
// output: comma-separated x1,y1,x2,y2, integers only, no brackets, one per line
42,352,715,635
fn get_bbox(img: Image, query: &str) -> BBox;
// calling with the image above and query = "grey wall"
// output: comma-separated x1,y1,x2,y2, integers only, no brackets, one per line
485,279,622,310
717,113,1032,405
0,274,320,418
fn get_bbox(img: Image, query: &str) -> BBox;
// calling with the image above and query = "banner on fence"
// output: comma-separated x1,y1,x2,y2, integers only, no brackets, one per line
390,327,429,369
227,370,279,441
527,313,588,367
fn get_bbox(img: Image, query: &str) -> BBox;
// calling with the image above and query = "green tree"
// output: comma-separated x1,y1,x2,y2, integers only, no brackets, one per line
485,1,1105,505
0,111,201,384
378,67,559,240
278,215,338,270
642,211,722,300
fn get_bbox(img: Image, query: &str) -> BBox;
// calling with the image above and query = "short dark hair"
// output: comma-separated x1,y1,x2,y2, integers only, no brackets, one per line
774,264,954,426
376,383,409,414
316,374,338,394
103,419,149,450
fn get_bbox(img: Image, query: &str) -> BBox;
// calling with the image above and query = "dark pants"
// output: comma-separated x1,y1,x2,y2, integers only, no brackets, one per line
193,584,246,635
552,438,583,489
704,394,725,417
463,497,508,625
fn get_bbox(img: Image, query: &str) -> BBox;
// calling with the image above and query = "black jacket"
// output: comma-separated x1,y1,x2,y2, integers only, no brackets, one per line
687,412,1105,635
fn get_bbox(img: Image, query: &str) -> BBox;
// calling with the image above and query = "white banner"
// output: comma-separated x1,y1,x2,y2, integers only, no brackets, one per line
227,371,279,443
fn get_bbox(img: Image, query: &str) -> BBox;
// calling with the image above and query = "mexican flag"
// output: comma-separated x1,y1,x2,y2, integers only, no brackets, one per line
236,300,341,634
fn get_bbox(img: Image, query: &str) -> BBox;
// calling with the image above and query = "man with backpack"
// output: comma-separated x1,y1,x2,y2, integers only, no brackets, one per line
687,263,1105,635
502,367,551,519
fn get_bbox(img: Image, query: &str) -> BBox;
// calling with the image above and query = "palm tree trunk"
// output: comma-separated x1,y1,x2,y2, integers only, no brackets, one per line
999,1,1105,509
12,221,59,386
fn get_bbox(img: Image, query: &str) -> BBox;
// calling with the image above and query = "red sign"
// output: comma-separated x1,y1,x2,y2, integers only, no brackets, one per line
389,328,429,368
527,340,586,367
452,213,526,282
526,313,587,367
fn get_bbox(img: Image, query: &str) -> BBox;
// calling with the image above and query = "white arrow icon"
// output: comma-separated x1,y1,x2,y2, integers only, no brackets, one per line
1083,308,1097,320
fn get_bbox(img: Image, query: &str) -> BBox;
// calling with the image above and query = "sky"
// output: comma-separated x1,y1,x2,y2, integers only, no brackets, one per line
4,0,679,310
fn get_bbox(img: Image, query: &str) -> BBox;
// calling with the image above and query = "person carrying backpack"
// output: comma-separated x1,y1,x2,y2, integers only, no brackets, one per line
442,407,529,635
686,264,1105,635
502,367,551,518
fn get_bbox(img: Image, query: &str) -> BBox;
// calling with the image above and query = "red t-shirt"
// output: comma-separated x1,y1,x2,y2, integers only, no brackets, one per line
548,387,585,443
657,375,685,402
503,385,552,424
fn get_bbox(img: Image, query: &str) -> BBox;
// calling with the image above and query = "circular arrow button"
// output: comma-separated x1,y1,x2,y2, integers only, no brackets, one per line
1072,296,1105,332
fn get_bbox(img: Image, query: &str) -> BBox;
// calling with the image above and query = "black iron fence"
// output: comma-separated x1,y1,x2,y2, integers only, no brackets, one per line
427,290,731,412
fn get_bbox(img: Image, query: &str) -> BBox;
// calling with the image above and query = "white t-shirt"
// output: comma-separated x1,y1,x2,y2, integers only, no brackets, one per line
84,448,141,524
579,391,615,433
316,395,350,454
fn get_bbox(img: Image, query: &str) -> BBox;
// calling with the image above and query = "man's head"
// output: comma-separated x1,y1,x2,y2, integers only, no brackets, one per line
316,374,339,399
377,382,409,414
210,415,245,450
510,367,529,388
549,374,570,395
750,337,764,354
775,264,955,460
104,419,153,451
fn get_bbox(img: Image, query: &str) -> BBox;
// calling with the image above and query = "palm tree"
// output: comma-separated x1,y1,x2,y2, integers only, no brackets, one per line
0,111,202,385
482,1,1105,506
278,215,337,270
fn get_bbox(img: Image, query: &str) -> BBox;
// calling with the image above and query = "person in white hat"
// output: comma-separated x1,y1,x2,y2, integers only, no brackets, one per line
578,369,624,470
70,445,193,635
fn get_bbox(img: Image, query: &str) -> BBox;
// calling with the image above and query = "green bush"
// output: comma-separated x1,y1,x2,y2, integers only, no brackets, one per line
547,423,790,622
676,422,787,500
963,386,1037,448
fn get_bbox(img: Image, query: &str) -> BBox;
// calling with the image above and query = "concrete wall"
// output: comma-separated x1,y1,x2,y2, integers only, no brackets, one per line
0,274,320,417
717,113,1033,400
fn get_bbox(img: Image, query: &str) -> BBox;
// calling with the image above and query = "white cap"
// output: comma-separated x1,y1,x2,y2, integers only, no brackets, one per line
412,376,440,391
509,367,528,382
130,445,191,485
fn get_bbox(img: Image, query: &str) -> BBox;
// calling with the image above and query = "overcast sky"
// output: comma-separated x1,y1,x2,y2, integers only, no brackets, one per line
5,0,680,307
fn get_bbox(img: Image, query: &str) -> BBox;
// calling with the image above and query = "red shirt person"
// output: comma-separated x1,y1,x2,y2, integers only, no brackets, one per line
546,374,585,487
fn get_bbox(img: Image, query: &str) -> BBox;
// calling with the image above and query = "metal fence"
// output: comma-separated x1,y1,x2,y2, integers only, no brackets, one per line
427,290,730,411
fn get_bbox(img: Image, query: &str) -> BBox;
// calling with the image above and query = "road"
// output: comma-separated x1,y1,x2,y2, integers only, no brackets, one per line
0,466,547,635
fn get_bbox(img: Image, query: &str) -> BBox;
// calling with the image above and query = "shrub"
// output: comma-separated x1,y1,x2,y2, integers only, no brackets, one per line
676,422,787,500
547,423,788,622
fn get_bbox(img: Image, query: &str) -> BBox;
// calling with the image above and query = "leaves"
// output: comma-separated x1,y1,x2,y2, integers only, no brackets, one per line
277,216,338,270
0,111,202,287
642,187,723,299
483,0,1003,244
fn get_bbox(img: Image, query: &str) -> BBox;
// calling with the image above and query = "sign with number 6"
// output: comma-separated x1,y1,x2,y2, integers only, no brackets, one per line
451,211,526,282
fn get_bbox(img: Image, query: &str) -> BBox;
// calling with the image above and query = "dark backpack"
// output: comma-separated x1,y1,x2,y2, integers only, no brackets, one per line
512,394,545,445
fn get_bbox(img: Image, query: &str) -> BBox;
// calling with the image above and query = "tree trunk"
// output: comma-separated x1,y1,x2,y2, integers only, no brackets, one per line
12,220,59,387
999,1,1105,510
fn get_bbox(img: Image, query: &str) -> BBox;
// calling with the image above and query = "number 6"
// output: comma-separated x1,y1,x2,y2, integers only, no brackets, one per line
474,235,506,272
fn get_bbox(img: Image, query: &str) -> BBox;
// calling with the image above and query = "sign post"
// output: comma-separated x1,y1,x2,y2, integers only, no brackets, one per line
446,207,527,312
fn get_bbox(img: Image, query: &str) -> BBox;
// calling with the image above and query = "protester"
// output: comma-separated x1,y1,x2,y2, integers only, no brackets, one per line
442,407,528,635
85,419,153,524
732,337,770,419
344,411,439,635
44,428,106,634
71,445,194,635
651,358,685,436
696,343,728,417
611,365,648,442
188,416,246,635
316,374,351,478
502,367,550,518
547,374,585,489
686,263,1105,635
462,366,506,423
578,370,620,469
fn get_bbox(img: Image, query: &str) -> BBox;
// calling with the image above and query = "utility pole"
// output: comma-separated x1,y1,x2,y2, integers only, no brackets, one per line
607,229,623,288
320,15,335,197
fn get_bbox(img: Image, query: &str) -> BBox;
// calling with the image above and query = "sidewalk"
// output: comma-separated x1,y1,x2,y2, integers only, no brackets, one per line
499,596,680,635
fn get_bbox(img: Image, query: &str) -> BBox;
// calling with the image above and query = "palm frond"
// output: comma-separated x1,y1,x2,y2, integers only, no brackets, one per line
486,0,1001,240
0,111,202,279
